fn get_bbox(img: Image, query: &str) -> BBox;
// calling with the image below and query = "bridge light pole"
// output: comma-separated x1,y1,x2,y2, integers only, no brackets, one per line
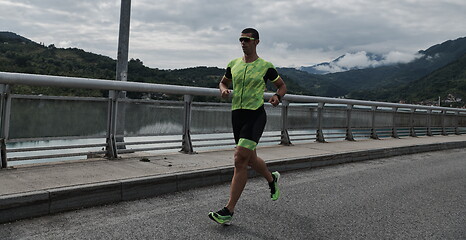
107,0,131,158
116,0,131,83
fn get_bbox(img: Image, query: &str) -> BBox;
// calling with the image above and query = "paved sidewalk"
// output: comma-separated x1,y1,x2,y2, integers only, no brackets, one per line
1,135,465,223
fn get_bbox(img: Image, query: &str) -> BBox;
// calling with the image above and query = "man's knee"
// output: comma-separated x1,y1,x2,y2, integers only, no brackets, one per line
234,147,253,169
247,151,258,167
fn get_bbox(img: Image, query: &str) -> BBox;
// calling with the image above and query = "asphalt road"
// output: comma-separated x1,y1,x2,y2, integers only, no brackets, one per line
1,149,465,240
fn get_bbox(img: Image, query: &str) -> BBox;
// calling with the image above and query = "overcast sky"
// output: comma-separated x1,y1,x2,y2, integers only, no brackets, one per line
1,0,466,70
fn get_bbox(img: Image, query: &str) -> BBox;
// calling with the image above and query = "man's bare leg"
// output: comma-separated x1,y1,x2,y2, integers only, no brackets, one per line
248,150,273,182
225,146,253,213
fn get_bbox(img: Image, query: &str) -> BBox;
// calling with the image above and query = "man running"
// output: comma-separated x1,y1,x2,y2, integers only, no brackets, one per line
209,28,287,225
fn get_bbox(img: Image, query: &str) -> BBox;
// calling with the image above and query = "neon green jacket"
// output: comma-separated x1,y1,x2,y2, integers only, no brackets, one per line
225,57,280,110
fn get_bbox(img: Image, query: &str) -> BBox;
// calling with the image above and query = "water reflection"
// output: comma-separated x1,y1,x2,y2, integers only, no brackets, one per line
5,98,450,166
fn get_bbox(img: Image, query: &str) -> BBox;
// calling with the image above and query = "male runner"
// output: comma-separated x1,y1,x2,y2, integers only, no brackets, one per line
208,28,287,225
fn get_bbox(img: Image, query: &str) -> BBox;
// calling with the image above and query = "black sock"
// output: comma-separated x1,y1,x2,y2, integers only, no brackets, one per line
269,174,276,184
221,207,233,216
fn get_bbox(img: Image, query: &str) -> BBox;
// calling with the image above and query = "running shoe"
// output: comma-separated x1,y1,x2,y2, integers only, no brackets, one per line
269,171,280,201
208,207,233,225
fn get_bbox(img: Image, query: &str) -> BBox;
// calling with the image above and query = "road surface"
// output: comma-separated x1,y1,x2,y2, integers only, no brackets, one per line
1,149,465,239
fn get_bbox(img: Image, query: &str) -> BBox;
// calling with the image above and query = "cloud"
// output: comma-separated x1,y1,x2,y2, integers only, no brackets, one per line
0,0,465,69
57,40,73,48
383,51,422,65
313,51,423,73
336,52,377,69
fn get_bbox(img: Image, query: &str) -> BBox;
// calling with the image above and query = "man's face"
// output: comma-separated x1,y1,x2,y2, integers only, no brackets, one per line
239,33,258,55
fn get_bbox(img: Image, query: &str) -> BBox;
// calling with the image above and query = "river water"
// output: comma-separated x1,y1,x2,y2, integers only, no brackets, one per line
5,97,431,166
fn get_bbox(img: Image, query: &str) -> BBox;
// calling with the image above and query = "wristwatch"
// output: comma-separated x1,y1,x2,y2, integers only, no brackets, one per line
274,93,282,102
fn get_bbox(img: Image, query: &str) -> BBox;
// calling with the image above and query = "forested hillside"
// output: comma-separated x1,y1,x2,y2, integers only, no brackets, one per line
0,32,310,100
323,37,466,93
1,31,465,107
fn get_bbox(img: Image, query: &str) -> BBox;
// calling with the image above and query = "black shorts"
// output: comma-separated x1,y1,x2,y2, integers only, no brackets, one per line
231,105,267,150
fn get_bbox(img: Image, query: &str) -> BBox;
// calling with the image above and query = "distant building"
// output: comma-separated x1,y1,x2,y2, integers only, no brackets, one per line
444,94,462,103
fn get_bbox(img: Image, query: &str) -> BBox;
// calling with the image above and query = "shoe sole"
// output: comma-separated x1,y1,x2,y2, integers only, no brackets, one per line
208,213,231,225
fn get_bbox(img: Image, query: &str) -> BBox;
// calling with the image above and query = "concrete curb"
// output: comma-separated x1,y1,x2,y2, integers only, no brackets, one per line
1,140,465,223
265,141,466,173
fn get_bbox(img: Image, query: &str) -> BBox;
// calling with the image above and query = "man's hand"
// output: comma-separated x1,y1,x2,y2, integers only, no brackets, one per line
221,89,231,99
270,77,286,107
268,95,280,107
219,76,232,99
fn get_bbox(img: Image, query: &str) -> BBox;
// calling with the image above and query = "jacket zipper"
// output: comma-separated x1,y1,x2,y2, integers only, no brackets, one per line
241,64,248,109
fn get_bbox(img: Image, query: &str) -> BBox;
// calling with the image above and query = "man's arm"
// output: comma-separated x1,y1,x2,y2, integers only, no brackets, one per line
219,76,232,99
268,77,287,107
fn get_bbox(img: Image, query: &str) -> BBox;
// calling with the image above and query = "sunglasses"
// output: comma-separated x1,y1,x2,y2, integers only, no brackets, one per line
239,36,256,42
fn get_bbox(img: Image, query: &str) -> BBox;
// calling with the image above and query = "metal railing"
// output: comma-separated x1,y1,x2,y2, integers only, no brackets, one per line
1,71,465,168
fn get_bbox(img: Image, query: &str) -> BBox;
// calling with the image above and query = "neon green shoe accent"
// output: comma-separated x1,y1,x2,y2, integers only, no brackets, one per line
209,209,233,225
238,138,257,150
271,171,280,201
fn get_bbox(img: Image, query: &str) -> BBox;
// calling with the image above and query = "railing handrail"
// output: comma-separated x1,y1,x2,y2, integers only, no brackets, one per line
1,71,465,167
1,71,465,113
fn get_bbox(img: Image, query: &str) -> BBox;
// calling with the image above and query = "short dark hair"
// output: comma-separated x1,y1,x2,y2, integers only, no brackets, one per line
241,28,259,39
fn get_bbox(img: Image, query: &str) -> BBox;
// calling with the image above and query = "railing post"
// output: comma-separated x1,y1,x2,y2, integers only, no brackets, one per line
370,106,379,139
180,94,194,154
0,84,11,168
409,108,417,137
316,102,325,142
345,104,355,141
455,111,460,135
105,90,119,159
427,109,433,136
0,139,6,169
441,110,447,135
280,100,292,146
391,107,399,138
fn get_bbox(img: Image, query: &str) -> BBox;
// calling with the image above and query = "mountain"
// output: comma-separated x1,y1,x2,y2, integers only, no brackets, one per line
0,31,34,43
1,31,465,106
324,37,466,93
348,53,466,107
278,67,347,97
300,52,386,74
0,32,309,99
283,36,466,105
